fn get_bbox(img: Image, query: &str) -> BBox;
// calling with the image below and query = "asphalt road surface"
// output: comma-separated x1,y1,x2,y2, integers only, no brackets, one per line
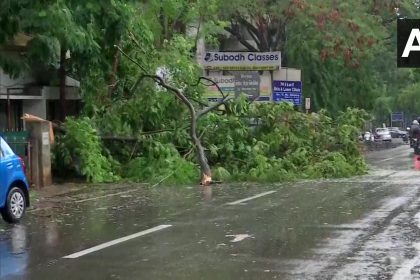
1,144,420,280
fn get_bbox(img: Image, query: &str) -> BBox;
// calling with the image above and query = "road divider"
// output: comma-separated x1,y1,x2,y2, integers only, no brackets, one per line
63,224,172,259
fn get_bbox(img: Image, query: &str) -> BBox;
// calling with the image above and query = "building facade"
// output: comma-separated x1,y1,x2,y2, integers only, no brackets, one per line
0,68,81,131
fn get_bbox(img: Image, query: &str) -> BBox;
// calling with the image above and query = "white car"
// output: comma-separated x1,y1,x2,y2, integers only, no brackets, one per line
375,128,392,142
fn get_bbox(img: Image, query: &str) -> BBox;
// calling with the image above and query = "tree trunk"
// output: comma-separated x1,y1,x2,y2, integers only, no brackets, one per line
155,75,213,185
190,116,212,185
59,47,67,121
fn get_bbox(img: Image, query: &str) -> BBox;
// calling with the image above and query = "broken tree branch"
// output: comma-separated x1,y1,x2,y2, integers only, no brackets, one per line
116,45,221,185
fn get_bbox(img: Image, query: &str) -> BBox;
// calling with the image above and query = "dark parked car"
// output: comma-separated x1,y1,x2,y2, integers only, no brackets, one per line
387,127,408,141
0,137,30,223
388,127,408,138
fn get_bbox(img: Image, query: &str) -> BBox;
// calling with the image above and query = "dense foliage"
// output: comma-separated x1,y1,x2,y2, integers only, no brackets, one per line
203,103,368,182
52,101,368,183
2,0,414,184
53,117,119,183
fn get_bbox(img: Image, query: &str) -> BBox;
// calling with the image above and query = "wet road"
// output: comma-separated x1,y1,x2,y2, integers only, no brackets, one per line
1,145,420,279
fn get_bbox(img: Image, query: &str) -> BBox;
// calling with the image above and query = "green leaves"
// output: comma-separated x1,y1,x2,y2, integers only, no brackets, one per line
54,117,119,183
123,142,199,185
26,35,60,67
8,0,374,185
199,102,368,182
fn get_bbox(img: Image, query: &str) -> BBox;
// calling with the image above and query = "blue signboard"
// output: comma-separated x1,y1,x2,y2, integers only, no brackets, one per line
391,112,404,122
272,81,302,106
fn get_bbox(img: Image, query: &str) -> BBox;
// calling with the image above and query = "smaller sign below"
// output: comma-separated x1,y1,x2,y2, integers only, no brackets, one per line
204,76,235,102
391,112,404,122
272,81,302,106
234,72,260,100
305,98,311,110
42,132,49,146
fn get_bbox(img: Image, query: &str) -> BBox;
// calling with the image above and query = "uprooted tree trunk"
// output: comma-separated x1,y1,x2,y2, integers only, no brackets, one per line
116,46,230,185
190,109,212,185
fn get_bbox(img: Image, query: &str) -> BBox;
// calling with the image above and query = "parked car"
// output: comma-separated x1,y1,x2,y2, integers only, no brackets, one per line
374,128,392,142
387,127,408,140
0,137,30,223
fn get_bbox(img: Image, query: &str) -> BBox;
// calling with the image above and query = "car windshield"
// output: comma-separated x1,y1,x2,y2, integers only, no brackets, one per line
376,128,389,133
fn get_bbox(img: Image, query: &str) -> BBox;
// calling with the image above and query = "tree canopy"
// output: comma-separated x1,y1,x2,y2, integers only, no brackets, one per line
0,0,418,184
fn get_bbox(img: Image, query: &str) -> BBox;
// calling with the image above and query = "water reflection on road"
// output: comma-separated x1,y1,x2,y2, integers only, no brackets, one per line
0,225,28,278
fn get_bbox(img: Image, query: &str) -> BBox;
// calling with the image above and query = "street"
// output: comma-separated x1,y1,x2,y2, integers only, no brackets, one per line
1,145,420,280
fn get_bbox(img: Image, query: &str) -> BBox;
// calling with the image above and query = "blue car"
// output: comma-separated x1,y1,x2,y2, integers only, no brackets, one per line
0,137,30,223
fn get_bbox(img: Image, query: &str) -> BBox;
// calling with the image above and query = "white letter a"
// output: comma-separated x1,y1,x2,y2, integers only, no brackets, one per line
402,29,420,57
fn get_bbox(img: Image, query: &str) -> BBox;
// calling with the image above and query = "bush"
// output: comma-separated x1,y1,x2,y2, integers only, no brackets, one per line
201,102,368,182
123,142,199,185
53,117,119,183
306,152,354,178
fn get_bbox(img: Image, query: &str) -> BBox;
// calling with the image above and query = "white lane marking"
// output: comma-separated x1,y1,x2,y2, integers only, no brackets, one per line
226,191,276,205
377,157,394,163
226,234,251,242
373,147,412,163
63,225,172,259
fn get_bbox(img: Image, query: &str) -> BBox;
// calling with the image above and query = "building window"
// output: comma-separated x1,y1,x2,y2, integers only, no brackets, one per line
0,100,23,131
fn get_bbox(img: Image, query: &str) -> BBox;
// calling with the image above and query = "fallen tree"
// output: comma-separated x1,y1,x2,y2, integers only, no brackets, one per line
116,45,232,185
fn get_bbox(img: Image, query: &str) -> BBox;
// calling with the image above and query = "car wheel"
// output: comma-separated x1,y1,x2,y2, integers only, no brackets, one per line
1,187,27,223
